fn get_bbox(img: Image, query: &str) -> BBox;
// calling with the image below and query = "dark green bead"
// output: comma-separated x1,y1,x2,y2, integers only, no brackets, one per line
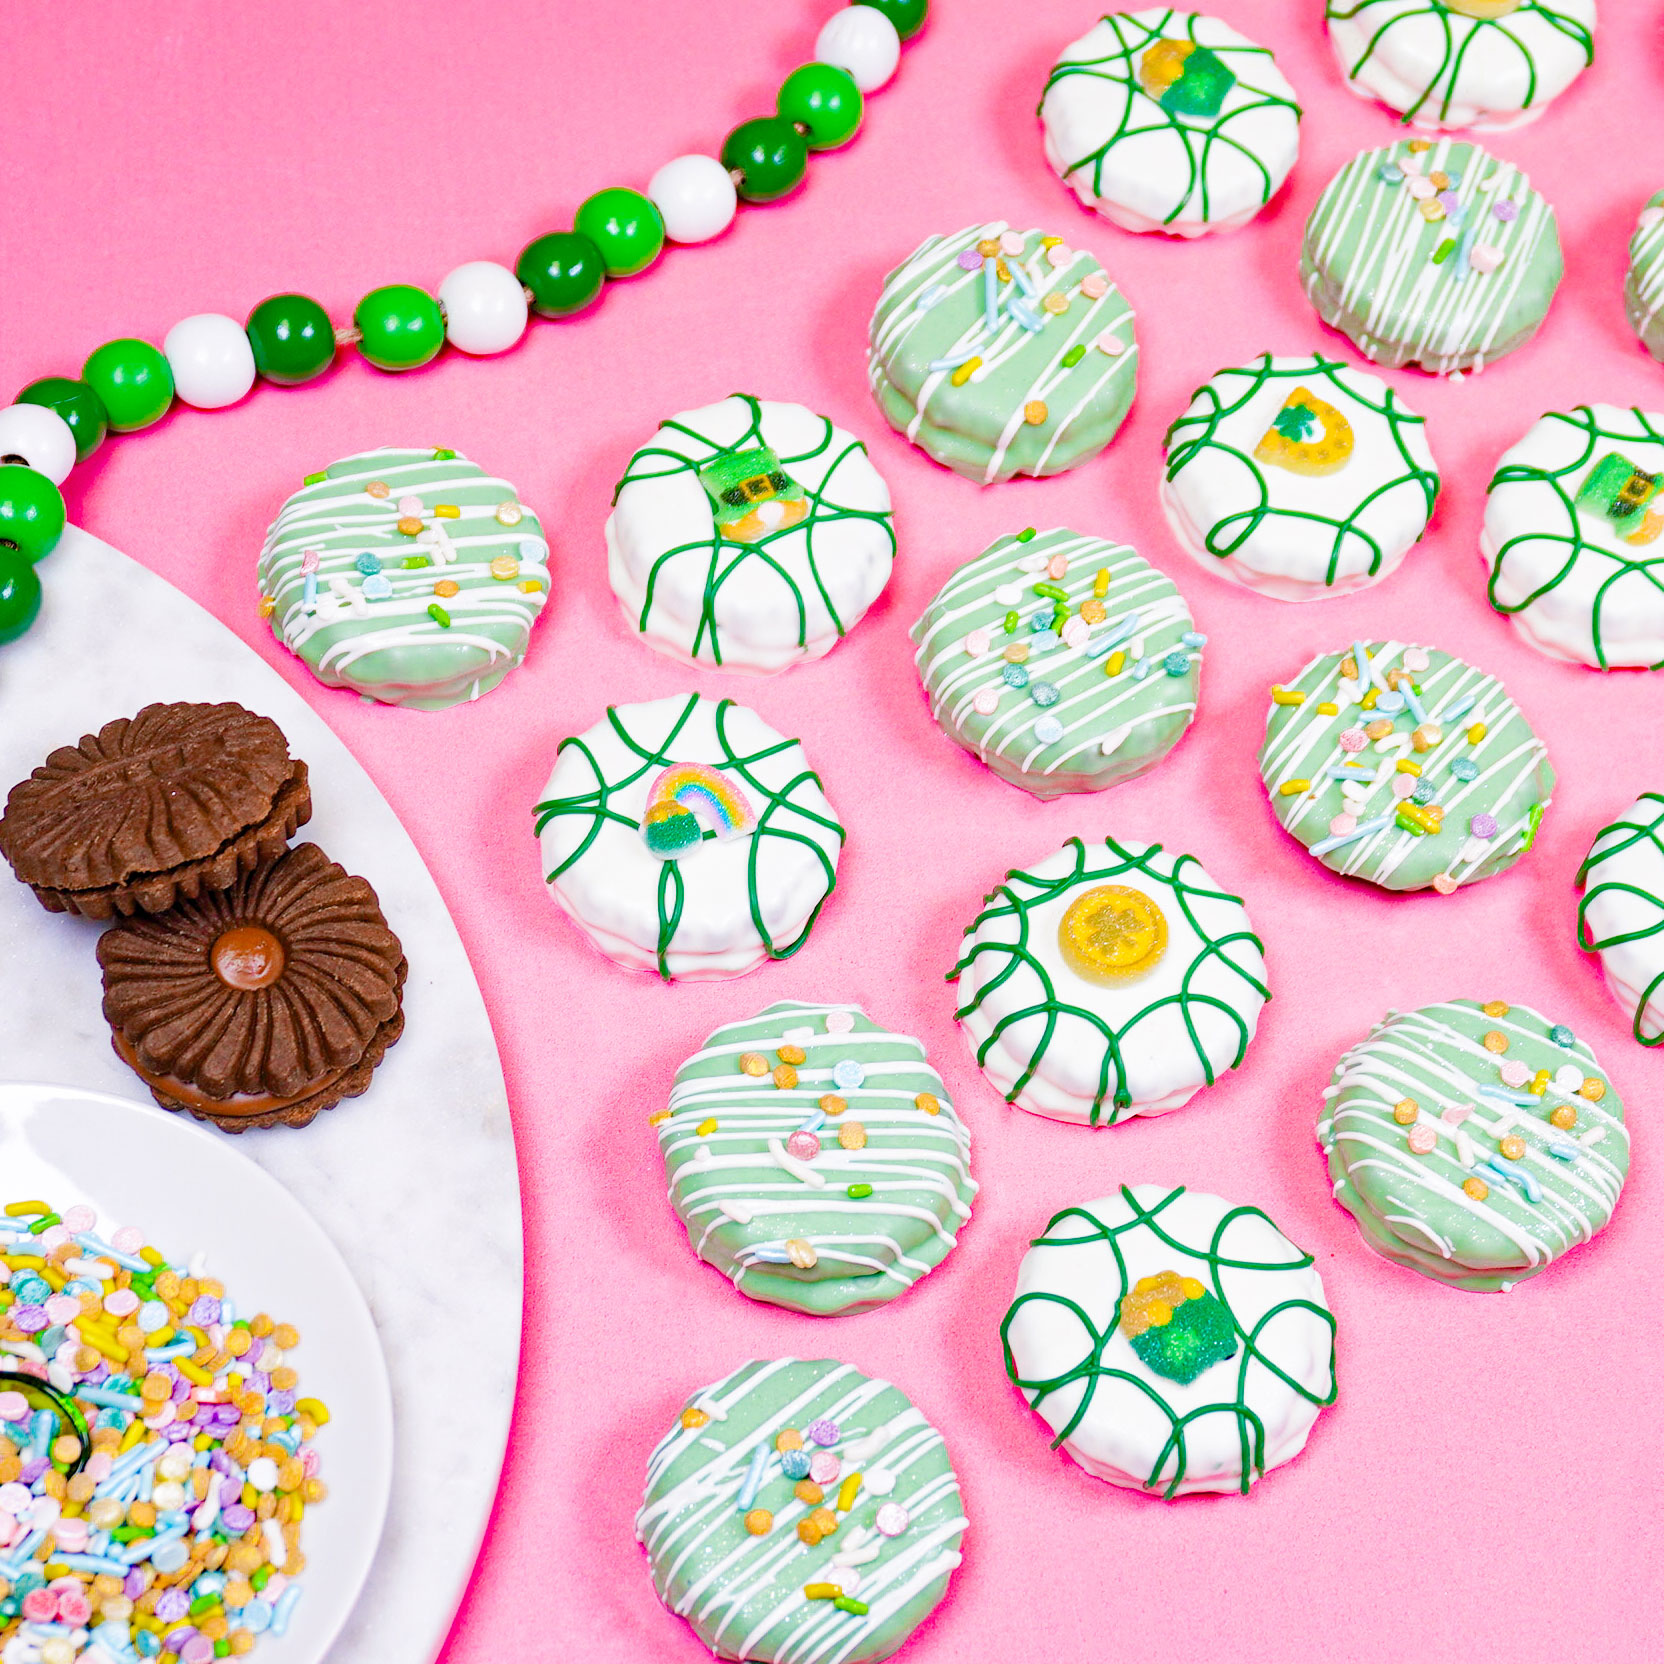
854,0,927,39
721,117,809,203
247,294,336,386
0,466,66,563
81,339,173,433
0,548,42,644
573,189,665,278
353,285,445,372
778,63,864,150
15,378,107,461
516,231,606,318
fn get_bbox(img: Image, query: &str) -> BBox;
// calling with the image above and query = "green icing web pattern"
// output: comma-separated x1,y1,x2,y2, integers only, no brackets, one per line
1487,407,1664,671
947,836,1269,1126
1041,10,1302,227
534,693,843,981
1165,353,1439,586
1578,791,1664,1046
1001,1184,1337,1498
1327,2,1594,126
613,393,895,667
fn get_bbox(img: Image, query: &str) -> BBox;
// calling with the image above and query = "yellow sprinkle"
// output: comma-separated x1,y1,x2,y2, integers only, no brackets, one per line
803,1583,843,1601
140,1247,163,1267
257,596,277,619
680,1407,710,1429
147,1326,175,1349
1093,567,1110,598
176,1358,212,1388
3,1254,45,1270
489,555,519,581
119,1420,147,1454
950,357,981,388
696,1118,718,1137
1316,702,1339,715
76,1327,129,1365
1468,722,1488,744
1360,687,1379,710
648,1110,672,1126
1408,138,1432,153
1396,760,1422,776
1041,291,1069,316
294,1398,330,1426
1278,779,1311,797
836,1472,862,1512
4,1201,49,1217
995,258,1011,284
1105,650,1126,678
433,504,461,518
1040,235,1064,247
1270,686,1306,706
518,579,544,593
914,1092,941,1115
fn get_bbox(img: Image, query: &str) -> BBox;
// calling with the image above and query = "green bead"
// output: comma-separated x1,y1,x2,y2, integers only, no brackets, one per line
0,548,42,644
15,377,107,461
80,339,173,433
573,189,665,278
353,285,445,372
516,231,606,318
720,117,809,203
777,63,864,150
854,0,927,39
247,294,336,385
0,466,66,563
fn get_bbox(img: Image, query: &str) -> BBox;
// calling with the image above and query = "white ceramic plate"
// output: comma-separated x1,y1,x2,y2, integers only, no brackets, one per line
0,1080,393,1664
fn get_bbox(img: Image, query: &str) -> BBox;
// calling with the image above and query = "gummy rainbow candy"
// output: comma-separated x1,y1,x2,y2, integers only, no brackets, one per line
640,761,756,860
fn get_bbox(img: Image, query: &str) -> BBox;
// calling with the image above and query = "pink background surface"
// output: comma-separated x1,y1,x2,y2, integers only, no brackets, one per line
4,3,1664,1659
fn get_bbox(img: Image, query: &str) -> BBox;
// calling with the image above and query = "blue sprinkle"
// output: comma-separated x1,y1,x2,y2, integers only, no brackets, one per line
1163,652,1190,677
797,1110,826,1134
1441,692,1477,723
780,1449,811,1480
1030,680,1060,707
1181,631,1207,648
1449,758,1479,782
915,283,948,311
1549,1023,1575,1047
1547,1139,1581,1162
736,1443,770,1511
1007,297,1043,333
1375,691,1406,714
926,348,979,372
361,573,393,601
1377,161,1402,183
1403,685,1429,725
1002,664,1030,689
1411,780,1436,805
354,552,382,576
833,1059,866,1091
1029,611,1052,633
1033,715,1064,744
1131,657,1151,681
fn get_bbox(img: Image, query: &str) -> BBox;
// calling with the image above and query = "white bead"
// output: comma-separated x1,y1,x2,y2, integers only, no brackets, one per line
815,6,901,92
647,154,738,244
438,261,528,356
0,402,76,485
163,313,256,410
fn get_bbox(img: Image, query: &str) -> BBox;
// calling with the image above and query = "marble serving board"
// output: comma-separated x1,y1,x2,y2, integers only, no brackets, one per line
0,525,522,1664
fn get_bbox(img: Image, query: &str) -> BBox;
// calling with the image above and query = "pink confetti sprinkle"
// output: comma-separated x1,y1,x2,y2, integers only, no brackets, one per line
84,1452,113,1483
1045,244,1072,268
1407,1124,1438,1155
999,230,1026,256
1469,244,1505,275
1402,647,1430,672
1338,727,1368,753
37,1226,67,1252
60,1205,95,1234
0,1393,28,1424
104,1288,139,1317
808,1451,841,1485
20,1590,56,1623
1062,617,1089,649
1397,155,1423,176
1442,1104,1472,1126
397,494,423,517
973,687,1000,716
1047,552,1070,579
785,1131,821,1162
111,1226,143,1254
1493,199,1519,222
1095,330,1125,356
1392,775,1418,799
1329,813,1357,838
55,1592,91,1627
1080,271,1109,299
1470,812,1499,840
43,1295,79,1326
876,1502,911,1537
52,1519,88,1554
963,628,991,657
1499,1060,1530,1088
956,248,981,271
837,1566,863,1596
825,1011,854,1034
1407,176,1435,200
300,548,320,574
1432,873,1459,895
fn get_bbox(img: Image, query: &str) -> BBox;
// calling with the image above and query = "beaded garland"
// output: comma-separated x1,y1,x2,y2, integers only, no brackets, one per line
0,0,928,650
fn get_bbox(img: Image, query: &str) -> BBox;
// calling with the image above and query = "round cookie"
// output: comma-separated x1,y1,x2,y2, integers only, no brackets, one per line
1578,792,1664,1045
534,693,843,982
657,1000,977,1315
1302,138,1563,376
1326,1,1596,131
1482,405,1664,669
258,447,550,710
607,394,895,674
1002,1184,1336,1497
867,220,1138,485
1258,640,1554,893
1319,999,1629,1291
948,835,1268,1128
1163,353,1440,600
1040,8,1302,238
1625,191,1664,364
637,1358,967,1663
909,527,1202,798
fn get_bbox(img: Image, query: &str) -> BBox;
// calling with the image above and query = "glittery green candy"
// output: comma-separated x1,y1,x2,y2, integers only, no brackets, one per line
1125,1282,1238,1386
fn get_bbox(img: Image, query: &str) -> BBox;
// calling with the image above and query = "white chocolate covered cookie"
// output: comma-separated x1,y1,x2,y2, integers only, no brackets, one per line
1578,793,1664,1045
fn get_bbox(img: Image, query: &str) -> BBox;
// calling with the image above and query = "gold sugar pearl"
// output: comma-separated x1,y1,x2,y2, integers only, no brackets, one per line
489,555,519,581
1482,1001,1510,1018
1079,598,1107,624
775,1428,804,1452
745,1508,773,1536
1365,719,1394,740
809,1507,838,1536
1429,170,1450,190
1340,655,1358,680
1408,138,1432,153
1580,1077,1606,1102
1024,400,1049,426
680,1407,710,1430
396,516,424,536
818,1093,847,1116
976,238,1001,258
1482,1031,1509,1054
1549,1103,1578,1130
1498,1134,1526,1161
772,1063,798,1090
795,1479,824,1505
433,578,461,599
777,1044,806,1065
915,1092,941,1115
738,1052,768,1077
1463,1176,1489,1201
797,1519,824,1546
995,258,1011,284
365,481,391,499
257,596,277,619
839,1122,868,1150
1392,1098,1419,1126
